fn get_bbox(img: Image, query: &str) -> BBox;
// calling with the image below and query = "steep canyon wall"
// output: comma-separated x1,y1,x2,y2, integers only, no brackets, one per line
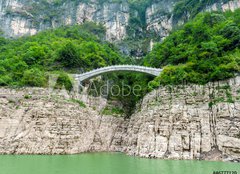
1,0,240,41
0,77,240,161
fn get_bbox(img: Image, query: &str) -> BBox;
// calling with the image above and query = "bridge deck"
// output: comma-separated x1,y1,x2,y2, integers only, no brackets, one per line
75,65,162,82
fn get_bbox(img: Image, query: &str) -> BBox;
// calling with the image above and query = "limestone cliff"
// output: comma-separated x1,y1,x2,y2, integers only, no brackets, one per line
0,0,130,41
124,77,240,161
0,88,125,154
1,0,240,42
146,0,240,40
0,77,240,161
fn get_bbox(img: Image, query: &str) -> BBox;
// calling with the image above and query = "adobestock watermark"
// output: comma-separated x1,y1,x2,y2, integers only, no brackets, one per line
48,74,143,99
213,171,238,174
87,80,142,97
47,74,201,100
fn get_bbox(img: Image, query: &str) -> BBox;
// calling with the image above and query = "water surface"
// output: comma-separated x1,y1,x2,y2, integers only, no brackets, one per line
0,153,239,174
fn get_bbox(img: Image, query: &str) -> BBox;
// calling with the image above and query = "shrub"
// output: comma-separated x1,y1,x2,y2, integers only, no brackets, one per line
22,68,46,87
53,72,73,91
145,10,240,89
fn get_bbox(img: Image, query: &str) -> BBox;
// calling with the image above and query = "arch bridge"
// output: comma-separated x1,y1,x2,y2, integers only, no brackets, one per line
74,65,162,82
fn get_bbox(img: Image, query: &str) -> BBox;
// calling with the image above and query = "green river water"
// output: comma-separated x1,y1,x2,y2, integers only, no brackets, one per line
0,153,239,174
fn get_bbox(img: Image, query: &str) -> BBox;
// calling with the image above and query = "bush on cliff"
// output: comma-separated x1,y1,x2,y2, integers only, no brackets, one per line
145,10,240,88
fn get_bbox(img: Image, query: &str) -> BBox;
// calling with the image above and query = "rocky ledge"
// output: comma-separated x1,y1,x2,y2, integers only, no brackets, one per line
0,77,240,162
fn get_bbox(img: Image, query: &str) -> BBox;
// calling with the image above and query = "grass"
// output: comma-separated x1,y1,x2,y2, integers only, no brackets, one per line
69,99,86,108
101,106,124,116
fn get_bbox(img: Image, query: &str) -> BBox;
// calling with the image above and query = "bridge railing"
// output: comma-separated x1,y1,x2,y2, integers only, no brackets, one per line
75,65,162,80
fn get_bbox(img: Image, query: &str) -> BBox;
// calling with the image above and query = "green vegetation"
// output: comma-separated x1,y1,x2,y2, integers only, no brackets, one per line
86,72,153,117
0,21,147,117
24,94,32,99
173,0,232,21
53,72,74,91
4,0,155,58
127,0,153,28
145,10,240,88
125,0,157,57
208,84,235,108
0,22,125,87
69,99,86,108
107,72,153,116
101,106,124,116
2,5,240,117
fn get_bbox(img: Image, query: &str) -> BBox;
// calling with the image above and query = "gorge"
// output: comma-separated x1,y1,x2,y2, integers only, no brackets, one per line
0,1,240,172
1,76,240,162
1,0,240,56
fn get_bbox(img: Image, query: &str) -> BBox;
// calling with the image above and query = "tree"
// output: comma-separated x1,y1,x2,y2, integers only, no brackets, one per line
23,45,47,65
57,42,82,68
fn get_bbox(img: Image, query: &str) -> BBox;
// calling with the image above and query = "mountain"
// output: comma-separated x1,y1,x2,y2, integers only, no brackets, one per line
1,0,240,56
145,10,240,87
0,0,240,117
0,23,126,87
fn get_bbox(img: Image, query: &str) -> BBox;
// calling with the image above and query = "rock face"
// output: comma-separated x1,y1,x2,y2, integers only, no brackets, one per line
145,0,177,40
0,77,240,161
145,0,240,40
124,77,240,161
0,0,129,41
1,0,240,42
0,88,126,154
205,0,240,12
